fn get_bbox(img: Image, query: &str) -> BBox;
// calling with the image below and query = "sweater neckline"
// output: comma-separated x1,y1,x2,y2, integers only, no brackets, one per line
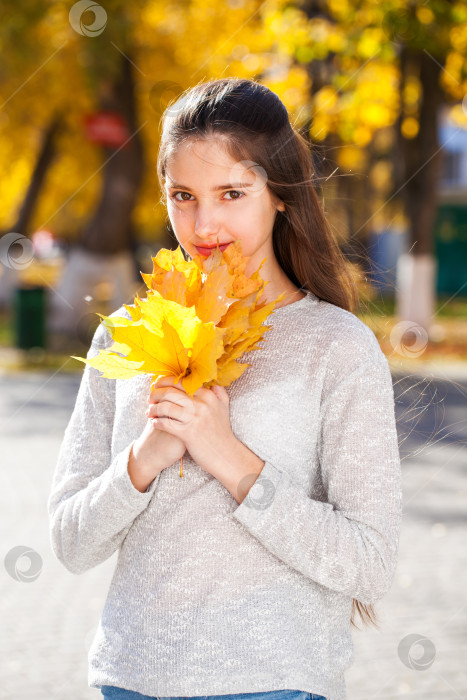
270,290,317,314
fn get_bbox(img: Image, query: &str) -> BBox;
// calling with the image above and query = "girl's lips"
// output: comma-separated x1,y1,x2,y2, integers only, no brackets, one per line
195,243,230,256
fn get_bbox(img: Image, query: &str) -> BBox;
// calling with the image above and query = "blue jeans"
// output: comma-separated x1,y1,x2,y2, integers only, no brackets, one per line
100,689,326,700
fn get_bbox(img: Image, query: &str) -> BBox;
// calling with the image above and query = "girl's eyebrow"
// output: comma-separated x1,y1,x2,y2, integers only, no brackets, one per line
166,181,252,191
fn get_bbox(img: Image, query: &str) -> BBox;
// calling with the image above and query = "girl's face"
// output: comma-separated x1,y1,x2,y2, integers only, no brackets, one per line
164,137,285,277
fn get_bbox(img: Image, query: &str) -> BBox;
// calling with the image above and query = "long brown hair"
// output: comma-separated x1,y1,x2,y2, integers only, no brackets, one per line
157,76,380,631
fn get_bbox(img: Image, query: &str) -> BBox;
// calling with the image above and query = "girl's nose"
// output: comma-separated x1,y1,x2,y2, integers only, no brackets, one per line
195,222,220,237
195,206,221,236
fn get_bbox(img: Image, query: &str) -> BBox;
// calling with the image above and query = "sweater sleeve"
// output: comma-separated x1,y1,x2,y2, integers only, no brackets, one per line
47,315,161,575
231,325,402,605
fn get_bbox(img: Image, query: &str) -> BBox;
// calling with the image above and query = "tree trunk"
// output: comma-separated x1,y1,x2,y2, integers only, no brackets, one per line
398,47,443,256
48,51,145,340
296,0,373,272
395,47,443,335
14,113,63,234
0,114,62,308
78,52,144,255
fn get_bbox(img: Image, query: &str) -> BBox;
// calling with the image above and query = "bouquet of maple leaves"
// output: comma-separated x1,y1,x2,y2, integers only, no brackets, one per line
72,239,285,476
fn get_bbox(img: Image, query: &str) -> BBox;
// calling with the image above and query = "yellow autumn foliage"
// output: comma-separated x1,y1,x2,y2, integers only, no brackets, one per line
72,240,286,397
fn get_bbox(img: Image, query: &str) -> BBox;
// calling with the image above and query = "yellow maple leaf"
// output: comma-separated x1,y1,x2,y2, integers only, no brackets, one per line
83,299,226,395
70,352,144,380
141,245,202,305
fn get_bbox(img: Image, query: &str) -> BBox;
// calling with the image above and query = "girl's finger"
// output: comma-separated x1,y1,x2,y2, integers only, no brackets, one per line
149,415,179,434
193,386,216,402
148,387,187,406
147,400,185,423
155,375,184,389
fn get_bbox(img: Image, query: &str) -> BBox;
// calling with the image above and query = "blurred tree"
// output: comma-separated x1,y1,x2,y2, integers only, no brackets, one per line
12,113,63,237
0,112,63,307
277,0,467,332
0,0,310,337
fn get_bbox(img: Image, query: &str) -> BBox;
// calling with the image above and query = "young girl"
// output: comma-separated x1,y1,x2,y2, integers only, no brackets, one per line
48,78,402,700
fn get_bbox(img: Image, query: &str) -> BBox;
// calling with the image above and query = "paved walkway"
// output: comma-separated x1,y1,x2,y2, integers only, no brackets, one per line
0,366,466,700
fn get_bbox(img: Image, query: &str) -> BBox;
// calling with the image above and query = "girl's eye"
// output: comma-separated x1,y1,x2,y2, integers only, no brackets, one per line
224,190,244,200
170,190,244,202
171,191,193,202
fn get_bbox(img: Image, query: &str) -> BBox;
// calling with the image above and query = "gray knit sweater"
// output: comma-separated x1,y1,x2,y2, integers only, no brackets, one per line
47,290,402,700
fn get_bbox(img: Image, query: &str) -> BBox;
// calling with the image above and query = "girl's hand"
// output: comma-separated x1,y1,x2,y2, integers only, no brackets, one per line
129,418,187,486
147,376,236,478
129,377,188,481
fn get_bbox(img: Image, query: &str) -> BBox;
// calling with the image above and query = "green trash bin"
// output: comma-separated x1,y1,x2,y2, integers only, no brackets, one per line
13,286,46,350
